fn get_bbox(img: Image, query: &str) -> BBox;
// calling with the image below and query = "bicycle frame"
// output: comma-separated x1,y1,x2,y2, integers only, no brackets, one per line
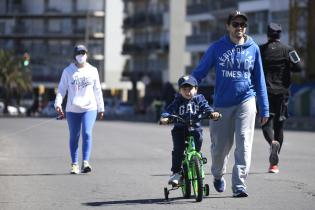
182,125,206,199
162,113,213,201
183,134,204,177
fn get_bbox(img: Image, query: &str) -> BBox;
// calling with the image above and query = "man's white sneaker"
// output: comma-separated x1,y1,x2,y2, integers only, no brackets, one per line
168,173,181,185
81,161,92,173
71,164,80,174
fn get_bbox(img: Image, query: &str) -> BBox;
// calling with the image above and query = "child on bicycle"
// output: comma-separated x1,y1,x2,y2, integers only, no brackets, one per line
160,75,220,185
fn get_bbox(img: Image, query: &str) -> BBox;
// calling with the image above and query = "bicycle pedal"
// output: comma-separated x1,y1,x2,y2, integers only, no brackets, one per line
202,157,207,164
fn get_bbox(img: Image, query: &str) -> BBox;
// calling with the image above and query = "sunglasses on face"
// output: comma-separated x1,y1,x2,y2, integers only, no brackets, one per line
231,22,248,28
76,50,86,55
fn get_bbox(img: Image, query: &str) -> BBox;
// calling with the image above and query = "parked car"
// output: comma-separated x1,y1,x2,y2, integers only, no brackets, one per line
0,101,26,115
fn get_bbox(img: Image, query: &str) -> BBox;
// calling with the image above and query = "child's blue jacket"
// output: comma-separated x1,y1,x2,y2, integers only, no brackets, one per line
162,93,214,128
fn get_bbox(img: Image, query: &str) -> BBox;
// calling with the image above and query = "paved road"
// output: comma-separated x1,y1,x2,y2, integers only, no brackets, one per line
0,118,315,210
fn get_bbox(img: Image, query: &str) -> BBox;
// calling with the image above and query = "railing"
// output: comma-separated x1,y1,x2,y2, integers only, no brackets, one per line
186,33,212,45
122,41,169,54
187,0,237,15
123,13,163,28
186,3,211,15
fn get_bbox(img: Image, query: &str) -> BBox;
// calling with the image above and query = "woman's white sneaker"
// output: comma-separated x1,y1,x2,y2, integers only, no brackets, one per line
81,161,92,173
71,164,80,174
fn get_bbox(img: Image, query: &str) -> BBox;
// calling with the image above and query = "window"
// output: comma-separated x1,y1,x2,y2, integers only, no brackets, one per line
0,22,5,34
48,19,61,33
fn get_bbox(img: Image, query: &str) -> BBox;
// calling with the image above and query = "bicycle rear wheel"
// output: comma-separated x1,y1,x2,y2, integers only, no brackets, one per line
181,163,191,198
191,156,203,202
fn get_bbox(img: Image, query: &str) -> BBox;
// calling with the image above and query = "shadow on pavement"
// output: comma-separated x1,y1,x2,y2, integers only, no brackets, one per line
0,172,71,176
151,171,269,177
82,197,197,207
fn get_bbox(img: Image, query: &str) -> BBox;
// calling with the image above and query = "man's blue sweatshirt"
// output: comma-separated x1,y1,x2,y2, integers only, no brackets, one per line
192,35,269,117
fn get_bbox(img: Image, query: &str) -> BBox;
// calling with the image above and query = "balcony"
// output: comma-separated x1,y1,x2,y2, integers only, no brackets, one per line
186,33,212,45
121,60,164,83
123,13,163,29
186,3,211,15
186,0,236,15
122,41,169,55
186,32,223,52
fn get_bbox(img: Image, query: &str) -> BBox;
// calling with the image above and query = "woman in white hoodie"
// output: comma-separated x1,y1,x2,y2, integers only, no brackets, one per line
55,45,104,174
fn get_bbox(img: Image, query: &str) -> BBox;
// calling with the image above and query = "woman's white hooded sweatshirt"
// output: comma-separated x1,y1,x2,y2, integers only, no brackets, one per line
55,63,104,113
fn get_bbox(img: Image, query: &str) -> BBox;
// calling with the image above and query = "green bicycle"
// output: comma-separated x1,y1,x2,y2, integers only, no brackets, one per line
162,113,220,202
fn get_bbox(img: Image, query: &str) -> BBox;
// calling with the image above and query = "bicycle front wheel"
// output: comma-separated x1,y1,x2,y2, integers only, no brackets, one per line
191,156,203,202
181,162,191,198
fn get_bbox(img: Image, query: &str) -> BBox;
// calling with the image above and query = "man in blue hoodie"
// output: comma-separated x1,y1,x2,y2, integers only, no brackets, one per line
192,10,269,197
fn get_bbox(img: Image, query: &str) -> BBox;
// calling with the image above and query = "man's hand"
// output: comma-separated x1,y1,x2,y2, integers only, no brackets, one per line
260,117,269,126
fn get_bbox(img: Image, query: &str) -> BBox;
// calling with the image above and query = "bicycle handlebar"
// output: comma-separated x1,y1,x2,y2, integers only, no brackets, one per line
161,112,222,126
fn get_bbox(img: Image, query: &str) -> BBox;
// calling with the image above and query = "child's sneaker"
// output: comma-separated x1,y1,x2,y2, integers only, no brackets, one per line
213,177,226,193
70,163,80,174
269,141,280,165
268,165,279,173
168,173,181,185
81,161,92,173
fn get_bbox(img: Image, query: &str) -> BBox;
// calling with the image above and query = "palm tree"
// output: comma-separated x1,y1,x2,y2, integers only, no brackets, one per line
0,49,32,114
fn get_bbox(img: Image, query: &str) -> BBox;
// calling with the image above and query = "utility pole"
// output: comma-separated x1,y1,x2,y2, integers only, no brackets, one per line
307,0,315,80
289,0,298,48
84,0,90,47
290,0,315,81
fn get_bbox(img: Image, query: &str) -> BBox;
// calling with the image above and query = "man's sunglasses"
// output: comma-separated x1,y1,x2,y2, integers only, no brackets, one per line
231,22,248,28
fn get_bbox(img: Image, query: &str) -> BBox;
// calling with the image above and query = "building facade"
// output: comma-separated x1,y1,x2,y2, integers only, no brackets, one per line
0,0,106,97
121,0,189,105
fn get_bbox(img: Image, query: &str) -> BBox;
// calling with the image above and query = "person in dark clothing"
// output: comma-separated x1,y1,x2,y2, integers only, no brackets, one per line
260,22,303,173
160,75,220,185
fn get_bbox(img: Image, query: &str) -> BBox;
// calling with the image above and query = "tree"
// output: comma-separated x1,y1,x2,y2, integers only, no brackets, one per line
0,49,32,114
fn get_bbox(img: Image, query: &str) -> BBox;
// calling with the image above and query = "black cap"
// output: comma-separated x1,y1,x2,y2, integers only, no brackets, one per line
267,22,282,39
227,10,248,24
178,75,198,88
74,44,88,55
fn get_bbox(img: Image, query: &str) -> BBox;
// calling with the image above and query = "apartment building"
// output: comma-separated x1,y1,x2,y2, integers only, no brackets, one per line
0,0,106,98
121,0,190,104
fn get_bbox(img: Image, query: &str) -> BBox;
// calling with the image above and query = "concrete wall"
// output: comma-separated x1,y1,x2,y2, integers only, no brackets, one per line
169,0,191,85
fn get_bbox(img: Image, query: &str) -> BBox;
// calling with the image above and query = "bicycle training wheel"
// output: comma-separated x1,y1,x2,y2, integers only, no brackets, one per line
191,156,203,202
164,187,169,200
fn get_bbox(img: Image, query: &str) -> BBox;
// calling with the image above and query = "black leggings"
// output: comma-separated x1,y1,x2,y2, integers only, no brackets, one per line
262,115,284,153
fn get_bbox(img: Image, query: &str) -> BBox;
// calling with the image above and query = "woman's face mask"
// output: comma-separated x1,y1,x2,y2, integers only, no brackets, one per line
75,54,87,64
